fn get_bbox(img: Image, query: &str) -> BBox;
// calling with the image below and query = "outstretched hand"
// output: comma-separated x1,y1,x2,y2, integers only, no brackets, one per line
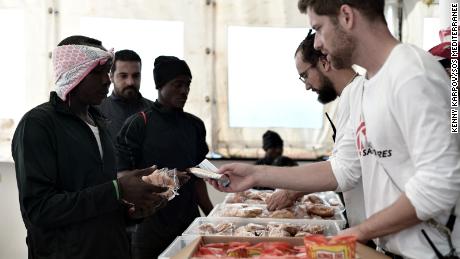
208,163,259,192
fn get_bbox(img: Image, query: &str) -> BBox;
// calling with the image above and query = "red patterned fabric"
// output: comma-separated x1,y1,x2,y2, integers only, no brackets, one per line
429,41,452,60
52,45,113,100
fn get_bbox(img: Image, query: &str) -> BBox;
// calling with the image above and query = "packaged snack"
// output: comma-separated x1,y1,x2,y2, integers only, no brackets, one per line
189,167,230,187
142,167,180,200
193,241,306,258
304,235,357,259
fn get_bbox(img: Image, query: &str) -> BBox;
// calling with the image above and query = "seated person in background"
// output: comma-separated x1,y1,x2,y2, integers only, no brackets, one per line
272,156,299,167
255,130,284,165
254,137,298,190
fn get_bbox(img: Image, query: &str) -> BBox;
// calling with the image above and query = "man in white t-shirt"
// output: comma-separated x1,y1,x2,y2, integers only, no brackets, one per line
266,31,366,228
211,1,460,258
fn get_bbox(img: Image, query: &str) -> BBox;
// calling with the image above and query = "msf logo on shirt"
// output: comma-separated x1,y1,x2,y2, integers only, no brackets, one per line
355,119,393,158
356,120,367,156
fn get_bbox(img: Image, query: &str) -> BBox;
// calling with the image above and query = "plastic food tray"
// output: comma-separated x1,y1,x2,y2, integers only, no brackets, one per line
224,190,345,209
314,191,345,209
158,235,200,259
223,189,273,204
208,203,347,229
182,217,341,237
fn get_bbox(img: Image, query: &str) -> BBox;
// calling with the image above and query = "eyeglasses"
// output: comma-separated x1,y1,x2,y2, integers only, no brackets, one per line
299,65,314,83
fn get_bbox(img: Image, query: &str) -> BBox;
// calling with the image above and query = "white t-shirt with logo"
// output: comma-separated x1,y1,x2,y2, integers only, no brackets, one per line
329,75,366,227
332,44,460,258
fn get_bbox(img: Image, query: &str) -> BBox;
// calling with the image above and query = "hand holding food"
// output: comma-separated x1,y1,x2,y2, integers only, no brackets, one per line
117,167,168,207
141,167,180,200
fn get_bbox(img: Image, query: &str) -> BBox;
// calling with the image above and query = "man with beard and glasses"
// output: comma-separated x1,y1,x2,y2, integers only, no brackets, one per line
117,56,214,259
211,1,459,258
12,35,167,259
99,49,154,142
266,31,366,231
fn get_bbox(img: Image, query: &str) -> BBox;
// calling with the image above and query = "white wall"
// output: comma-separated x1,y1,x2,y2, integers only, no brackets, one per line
0,162,27,259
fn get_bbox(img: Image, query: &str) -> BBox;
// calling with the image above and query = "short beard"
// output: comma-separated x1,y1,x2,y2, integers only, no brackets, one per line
317,71,338,104
329,25,355,69
119,86,140,100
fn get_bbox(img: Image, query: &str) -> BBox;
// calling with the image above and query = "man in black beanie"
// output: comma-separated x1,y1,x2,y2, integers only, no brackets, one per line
153,56,192,89
255,130,284,165
116,55,213,259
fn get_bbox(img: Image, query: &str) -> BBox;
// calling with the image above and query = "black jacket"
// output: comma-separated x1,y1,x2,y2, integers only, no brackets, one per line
98,91,154,142
12,92,130,259
116,100,208,257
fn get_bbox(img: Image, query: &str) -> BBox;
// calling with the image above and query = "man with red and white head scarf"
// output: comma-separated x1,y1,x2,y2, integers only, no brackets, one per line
12,35,167,259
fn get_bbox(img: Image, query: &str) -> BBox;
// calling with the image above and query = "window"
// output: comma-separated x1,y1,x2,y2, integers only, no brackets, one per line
79,17,184,101
386,4,396,37
423,17,441,50
0,9,25,122
227,26,323,129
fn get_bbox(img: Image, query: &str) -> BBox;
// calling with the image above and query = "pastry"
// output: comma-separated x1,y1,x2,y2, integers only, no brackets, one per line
307,204,335,218
269,209,295,218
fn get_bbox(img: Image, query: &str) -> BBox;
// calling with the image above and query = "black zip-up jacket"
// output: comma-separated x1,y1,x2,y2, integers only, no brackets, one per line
12,92,130,259
116,100,209,257
98,91,154,142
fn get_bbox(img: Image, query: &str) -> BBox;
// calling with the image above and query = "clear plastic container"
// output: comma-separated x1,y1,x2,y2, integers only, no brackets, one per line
208,203,347,229
223,190,345,210
223,189,273,204
184,217,341,237
311,191,345,210
158,235,199,259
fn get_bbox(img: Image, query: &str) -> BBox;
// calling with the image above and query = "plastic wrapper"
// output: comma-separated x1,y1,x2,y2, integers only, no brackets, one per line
304,235,357,259
298,192,345,213
193,241,307,258
142,167,180,201
224,190,273,204
189,167,230,187
126,168,180,219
